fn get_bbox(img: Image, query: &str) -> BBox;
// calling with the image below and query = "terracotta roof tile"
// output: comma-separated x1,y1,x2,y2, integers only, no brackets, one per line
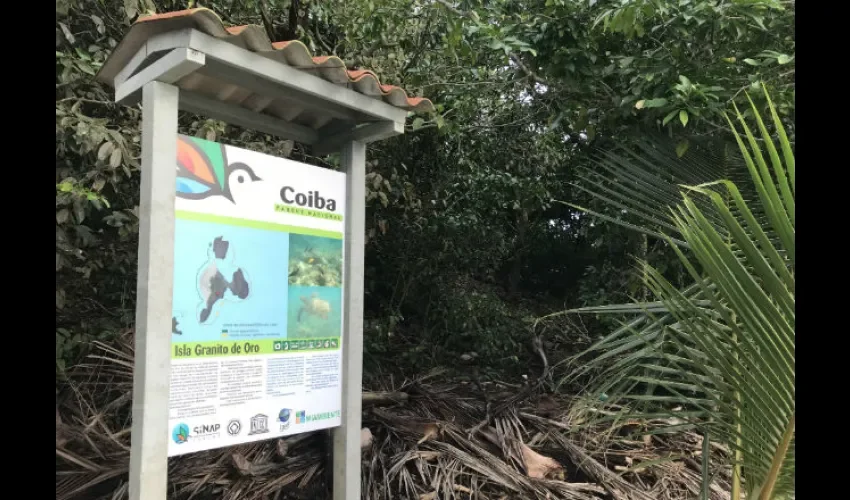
134,8,206,23
100,7,433,113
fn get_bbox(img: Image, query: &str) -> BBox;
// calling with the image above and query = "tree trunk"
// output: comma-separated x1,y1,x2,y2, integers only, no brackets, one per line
508,209,529,298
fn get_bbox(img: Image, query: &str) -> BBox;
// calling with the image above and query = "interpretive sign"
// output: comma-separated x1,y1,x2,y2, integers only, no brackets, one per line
167,135,345,456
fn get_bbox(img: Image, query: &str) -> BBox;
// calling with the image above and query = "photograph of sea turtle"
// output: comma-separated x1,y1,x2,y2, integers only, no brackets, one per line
286,285,341,340
298,293,331,322
287,234,342,287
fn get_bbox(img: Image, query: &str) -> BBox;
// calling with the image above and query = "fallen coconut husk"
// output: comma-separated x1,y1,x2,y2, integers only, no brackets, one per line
521,442,566,479
360,428,373,450
57,333,733,500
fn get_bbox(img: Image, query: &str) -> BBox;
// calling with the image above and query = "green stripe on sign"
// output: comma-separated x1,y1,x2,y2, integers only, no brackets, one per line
175,210,342,239
274,204,344,221
172,337,341,359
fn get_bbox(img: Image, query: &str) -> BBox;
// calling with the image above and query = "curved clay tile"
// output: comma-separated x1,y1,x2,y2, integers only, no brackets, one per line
102,7,434,113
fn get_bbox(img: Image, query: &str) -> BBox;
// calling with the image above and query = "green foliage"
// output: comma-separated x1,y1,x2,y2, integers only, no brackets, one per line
56,2,141,377
55,0,313,376
562,87,794,499
482,0,795,137
55,0,795,391
430,277,530,363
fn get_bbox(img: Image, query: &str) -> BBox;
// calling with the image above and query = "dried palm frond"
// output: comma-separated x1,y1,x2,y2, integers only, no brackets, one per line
58,332,736,500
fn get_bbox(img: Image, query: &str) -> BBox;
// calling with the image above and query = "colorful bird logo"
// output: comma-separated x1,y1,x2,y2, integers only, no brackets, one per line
176,135,261,202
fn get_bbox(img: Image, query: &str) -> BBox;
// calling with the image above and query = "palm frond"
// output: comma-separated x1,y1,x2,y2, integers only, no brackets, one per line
564,130,760,246
560,85,795,500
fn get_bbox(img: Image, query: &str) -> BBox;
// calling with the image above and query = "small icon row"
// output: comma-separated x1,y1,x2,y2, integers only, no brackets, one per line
273,339,338,351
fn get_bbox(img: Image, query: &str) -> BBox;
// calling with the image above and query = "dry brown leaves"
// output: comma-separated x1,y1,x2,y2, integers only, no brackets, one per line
521,443,564,479
57,334,733,500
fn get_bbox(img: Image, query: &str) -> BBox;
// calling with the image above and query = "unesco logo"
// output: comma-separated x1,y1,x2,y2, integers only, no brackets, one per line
249,414,269,435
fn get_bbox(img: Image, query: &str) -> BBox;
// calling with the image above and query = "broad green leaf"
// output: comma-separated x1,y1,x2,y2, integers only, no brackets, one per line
59,22,75,44
643,98,669,108
679,109,689,127
97,141,114,161
109,148,122,169
74,202,86,224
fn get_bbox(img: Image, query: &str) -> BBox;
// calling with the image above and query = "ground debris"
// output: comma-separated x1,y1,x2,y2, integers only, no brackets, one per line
57,334,732,500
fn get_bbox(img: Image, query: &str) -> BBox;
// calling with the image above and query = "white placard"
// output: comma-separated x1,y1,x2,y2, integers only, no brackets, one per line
167,134,345,456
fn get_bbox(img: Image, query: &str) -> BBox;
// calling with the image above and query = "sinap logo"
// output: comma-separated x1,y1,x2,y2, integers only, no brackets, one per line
172,422,221,444
172,423,190,444
194,423,221,435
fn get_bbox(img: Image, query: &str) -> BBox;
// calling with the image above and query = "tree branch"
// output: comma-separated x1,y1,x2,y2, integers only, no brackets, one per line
432,0,548,86
313,19,334,55
509,54,549,86
257,0,276,41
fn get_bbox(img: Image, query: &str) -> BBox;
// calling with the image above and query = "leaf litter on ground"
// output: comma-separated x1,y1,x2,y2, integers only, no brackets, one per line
57,332,733,500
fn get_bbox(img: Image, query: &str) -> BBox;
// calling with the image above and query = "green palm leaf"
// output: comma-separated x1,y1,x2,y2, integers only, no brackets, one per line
560,85,795,500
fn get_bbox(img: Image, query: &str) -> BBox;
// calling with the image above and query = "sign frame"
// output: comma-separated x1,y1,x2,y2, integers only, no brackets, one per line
100,25,412,500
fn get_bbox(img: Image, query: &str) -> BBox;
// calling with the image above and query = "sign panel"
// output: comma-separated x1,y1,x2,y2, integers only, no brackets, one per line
167,135,345,456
